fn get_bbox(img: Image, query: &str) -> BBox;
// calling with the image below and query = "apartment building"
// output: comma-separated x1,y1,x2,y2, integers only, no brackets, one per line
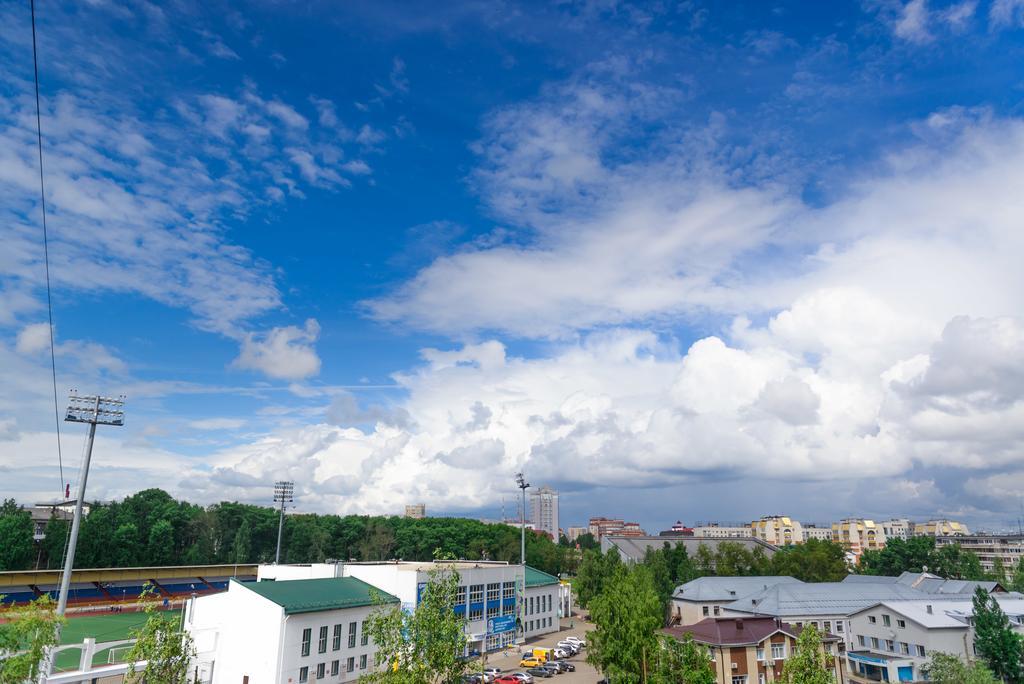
832,519,886,557
664,617,845,684
693,523,754,539
846,598,1024,683
588,517,646,540
528,486,559,540
879,519,911,541
915,519,970,537
936,533,1024,573
803,526,834,542
187,577,395,684
565,526,589,541
752,516,804,546
403,503,425,519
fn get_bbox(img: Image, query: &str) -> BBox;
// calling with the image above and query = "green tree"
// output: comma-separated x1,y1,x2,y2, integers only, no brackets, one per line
360,562,467,684
652,633,715,684
770,539,848,582
990,557,1009,585
923,652,998,684
575,548,621,607
231,518,252,564
40,515,69,569
972,585,1024,683
146,519,175,566
0,596,64,683
125,587,194,684
587,564,663,682
779,625,834,684
1009,560,1024,594
576,533,600,551
0,501,33,571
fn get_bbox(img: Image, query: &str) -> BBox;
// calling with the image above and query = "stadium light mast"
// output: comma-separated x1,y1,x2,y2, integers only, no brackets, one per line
56,392,125,617
274,481,294,564
515,472,529,566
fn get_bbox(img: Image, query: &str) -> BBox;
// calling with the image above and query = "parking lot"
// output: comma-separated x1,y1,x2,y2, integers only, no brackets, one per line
477,613,600,684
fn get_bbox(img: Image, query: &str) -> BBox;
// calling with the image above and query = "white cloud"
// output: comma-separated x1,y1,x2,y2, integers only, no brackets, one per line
15,323,50,354
233,319,322,380
189,418,248,431
895,0,934,43
990,0,1024,28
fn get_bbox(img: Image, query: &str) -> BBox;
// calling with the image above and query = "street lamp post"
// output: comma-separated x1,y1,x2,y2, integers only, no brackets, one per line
515,473,530,566
273,481,294,564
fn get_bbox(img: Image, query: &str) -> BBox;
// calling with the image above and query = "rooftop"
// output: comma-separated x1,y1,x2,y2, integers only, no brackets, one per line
236,577,398,614
342,560,514,572
673,576,803,602
663,617,839,646
525,566,559,587
851,598,1024,629
602,535,779,561
724,581,947,617
842,572,1002,595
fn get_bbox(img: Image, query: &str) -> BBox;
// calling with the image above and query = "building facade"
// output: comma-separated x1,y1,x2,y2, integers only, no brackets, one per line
187,577,395,684
565,526,589,541
752,516,804,546
523,567,561,640
528,486,559,540
588,517,646,540
803,526,835,542
832,519,886,557
879,519,911,541
914,520,970,537
404,504,425,519
937,534,1024,573
692,524,754,539
664,617,845,684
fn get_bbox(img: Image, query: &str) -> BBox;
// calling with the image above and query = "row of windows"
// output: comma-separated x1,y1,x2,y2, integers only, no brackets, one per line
867,614,907,629
792,619,844,634
484,631,517,651
754,643,788,660
527,617,553,632
857,635,926,657
300,622,368,657
297,655,368,682
467,601,516,622
459,582,518,606
526,593,552,616
702,605,722,617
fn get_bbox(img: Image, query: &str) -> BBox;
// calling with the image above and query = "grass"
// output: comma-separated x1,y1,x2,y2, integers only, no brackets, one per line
54,609,180,671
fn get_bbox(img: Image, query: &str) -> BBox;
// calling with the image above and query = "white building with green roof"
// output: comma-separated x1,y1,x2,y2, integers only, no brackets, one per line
523,566,562,640
186,576,398,684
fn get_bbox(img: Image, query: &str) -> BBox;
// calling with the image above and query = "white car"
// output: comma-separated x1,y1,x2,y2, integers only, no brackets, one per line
564,636,586,647
484,669,502,677
556,642,578,654
552,648,569,660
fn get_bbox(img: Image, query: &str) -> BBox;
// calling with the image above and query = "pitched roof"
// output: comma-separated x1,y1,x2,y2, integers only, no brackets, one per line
602,536,779,563
724,581,943,617
673,576,802,602
525,566,559,587
844,572,1002,595
236,577,398,615
850,598,1024,630
663,617,839,646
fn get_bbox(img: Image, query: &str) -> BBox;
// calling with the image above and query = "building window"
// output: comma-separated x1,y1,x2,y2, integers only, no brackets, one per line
469,584,484,603
885,640,895,652
487,583,500,602
871,638,880,649
360,654,367,669
456,586,467,606
301,628,311,657
732,676,748,684
900,643,910,655
299,666,308,683
361,620,369,646
469,607,483,620
703,606,710,616
348,622,357,648
883,615,891,627
316,663,325,679
319,626,328,654
756,647,765,661
836,621,844,633
713,606,721,616
333,624,342,651
858,636,867,647
503,582,515,600
331,660,339,676
347,657,355,672
916,645,926,657
868,616,877,624
771,643,785,660
897,619,906,629
708,646,715,660
824,621,831,632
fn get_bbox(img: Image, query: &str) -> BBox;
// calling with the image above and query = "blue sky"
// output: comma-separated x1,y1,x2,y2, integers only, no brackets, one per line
3,0,1024,533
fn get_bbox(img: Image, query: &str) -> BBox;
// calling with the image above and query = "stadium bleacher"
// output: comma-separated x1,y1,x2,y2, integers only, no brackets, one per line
0,585,38,604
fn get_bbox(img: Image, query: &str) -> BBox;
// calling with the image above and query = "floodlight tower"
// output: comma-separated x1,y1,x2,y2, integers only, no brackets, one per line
274,481,294,564
515,472,530,566
56,392,125,617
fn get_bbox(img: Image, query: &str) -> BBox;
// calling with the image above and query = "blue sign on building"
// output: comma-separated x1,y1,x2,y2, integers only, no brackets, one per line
487,614,516,634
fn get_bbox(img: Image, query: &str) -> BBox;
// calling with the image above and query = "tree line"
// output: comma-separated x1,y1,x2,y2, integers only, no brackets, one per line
857,535,1024,588
0,488,571,576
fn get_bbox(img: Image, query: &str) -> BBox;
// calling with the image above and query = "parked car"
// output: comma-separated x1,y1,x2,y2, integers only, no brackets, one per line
552,648,569,660
564,636,586,647
527,668,554,678
539,664,563,675
520,657,543,668
484,668,503,677
552,661,575,672
461,676,483,684
545,662,570,674
509,673,534,684
495,677,520,684
556,642,579,655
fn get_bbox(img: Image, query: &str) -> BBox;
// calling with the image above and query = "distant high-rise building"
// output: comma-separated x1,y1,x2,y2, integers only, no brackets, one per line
880,518,912,541
529,486,559,539
915,519,970,537
566,526,589,541
752,515,804,545
404,503,425,519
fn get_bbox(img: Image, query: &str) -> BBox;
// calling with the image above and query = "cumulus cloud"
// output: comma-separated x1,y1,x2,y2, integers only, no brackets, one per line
233,319,322,380
15,323,50,354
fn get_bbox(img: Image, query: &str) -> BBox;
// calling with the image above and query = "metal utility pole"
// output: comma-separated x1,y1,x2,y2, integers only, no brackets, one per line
273,481,294,564
57,392,124,617
515,473,530,566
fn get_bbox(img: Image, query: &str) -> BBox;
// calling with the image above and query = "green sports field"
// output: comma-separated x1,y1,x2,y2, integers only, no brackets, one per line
54,610,180,671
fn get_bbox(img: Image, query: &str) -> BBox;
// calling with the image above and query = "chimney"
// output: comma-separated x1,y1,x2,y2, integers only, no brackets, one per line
926,605,933,614
735,618,744,630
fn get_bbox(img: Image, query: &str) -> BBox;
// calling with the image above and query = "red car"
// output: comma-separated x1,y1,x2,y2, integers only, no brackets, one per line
495,677,521,684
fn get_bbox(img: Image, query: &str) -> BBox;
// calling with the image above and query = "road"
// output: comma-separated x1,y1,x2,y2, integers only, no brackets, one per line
478,613,601,684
